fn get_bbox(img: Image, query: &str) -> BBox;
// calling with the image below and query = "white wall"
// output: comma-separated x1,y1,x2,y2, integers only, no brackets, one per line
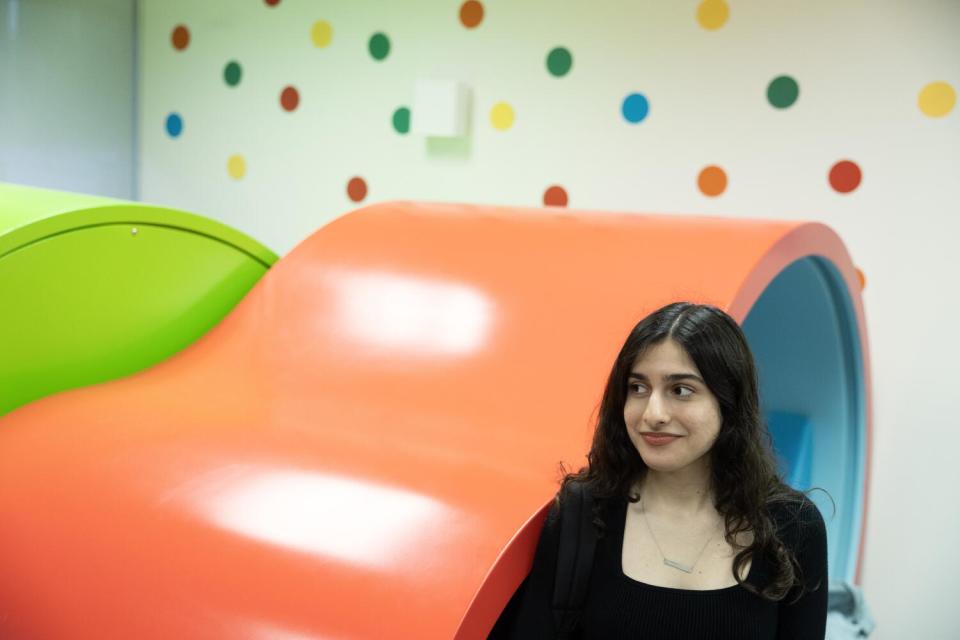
0,0,135,198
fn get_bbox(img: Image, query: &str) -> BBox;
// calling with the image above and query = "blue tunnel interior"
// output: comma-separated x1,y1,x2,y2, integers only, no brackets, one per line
743,256,867,583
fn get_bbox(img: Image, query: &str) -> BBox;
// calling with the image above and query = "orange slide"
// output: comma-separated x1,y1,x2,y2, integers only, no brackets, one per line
0,202,870,639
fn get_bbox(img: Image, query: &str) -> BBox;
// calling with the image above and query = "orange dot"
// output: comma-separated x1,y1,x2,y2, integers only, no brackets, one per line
171,25,190,51
280,86,299,112
460,1,484,28
697,165,727,197
543,185,568,207
347,177,368,202
855,267,866,291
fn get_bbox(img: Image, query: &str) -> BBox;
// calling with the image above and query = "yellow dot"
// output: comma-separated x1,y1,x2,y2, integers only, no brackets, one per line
490,102,515,131
918,81,956,118
311,20,333,48
697,0,729,31
227,154,246,180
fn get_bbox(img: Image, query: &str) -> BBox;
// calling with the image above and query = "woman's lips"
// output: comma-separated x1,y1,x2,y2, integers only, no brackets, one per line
640,433,681,446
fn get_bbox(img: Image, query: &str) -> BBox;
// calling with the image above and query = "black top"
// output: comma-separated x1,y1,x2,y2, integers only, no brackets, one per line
491,493,828,639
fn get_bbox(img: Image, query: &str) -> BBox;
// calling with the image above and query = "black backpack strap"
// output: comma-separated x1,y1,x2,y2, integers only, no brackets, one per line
552,481,598,639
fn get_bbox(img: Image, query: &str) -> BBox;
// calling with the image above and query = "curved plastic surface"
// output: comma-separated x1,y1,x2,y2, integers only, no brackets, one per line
743,256,868,581
0,183,277,414
0,202,871,639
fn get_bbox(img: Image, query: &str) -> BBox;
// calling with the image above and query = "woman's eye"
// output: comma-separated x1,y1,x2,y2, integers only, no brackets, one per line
628,383,693,397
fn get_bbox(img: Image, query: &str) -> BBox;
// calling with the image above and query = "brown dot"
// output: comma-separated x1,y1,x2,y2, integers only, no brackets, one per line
171,25,190,51
347,177,368,202
543,185,568,207
264,0,281,6
280,86,300,112
459,1,484,28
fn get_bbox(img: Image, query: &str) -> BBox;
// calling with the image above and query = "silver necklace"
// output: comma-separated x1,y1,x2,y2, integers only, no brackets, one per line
639,495,718,574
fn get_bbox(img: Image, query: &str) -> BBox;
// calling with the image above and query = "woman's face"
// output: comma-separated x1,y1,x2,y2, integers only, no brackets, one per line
623,338,723,475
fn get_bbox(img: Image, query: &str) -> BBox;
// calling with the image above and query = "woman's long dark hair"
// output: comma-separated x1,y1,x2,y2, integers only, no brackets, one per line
562,301,812,602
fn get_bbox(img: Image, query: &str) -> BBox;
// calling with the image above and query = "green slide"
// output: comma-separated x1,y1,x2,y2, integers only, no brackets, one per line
0,183,277,416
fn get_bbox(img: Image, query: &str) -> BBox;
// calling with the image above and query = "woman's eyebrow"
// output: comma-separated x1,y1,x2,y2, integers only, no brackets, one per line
628,372,705,384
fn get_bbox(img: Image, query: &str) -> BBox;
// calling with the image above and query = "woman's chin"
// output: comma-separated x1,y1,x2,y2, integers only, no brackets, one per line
637,451,679,472
643,460,679,473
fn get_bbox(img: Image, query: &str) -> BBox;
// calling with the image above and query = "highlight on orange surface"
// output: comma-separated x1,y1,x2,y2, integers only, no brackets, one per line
697,165,727,197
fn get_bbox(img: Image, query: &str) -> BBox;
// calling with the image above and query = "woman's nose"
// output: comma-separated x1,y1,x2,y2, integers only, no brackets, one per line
643,390,670,427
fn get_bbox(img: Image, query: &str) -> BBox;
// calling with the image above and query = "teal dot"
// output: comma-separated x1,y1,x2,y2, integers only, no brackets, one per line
223,61,242,87
767,75,799,109
546,47,573,77
369,32,391,61
165,113,183,137
621,93,649,124
392,106,411,134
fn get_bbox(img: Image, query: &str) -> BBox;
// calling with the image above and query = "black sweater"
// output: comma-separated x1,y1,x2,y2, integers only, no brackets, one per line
491,493,828,639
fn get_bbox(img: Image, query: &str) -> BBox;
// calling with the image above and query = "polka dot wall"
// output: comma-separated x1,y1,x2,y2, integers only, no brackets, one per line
140,0,957,258
137,2,959,635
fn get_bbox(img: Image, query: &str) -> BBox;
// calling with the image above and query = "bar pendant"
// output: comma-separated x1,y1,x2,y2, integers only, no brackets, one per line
663,558,694,573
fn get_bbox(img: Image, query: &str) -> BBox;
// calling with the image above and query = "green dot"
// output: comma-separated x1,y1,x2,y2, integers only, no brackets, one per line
224,61,242,87
392,106,411,134
767,75,799,109
369,32,391,61
546,47,573,77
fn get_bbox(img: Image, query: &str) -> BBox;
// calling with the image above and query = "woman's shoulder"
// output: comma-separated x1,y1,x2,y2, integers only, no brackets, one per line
548,478,595,525
544,478,629,538
535,480,603,562
764,490,830,603
548,478,624,532
766,490,828,551
767,490,825,523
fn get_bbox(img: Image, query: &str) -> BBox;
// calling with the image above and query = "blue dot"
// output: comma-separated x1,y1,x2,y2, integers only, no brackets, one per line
621,93,649,124
165,113,183,137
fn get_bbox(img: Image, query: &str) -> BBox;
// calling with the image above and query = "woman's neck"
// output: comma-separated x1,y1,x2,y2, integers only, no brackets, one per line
638,460,715,516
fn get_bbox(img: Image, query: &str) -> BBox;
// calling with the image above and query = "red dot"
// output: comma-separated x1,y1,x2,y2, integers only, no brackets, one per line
347,177,368,202
829,160,862,194
280,86,299,112
264,0,281,6
543,185,568,207
171,25,190,51
460,1,484,28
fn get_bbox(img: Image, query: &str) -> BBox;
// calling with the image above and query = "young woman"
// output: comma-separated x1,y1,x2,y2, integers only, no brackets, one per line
492,302,828,639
